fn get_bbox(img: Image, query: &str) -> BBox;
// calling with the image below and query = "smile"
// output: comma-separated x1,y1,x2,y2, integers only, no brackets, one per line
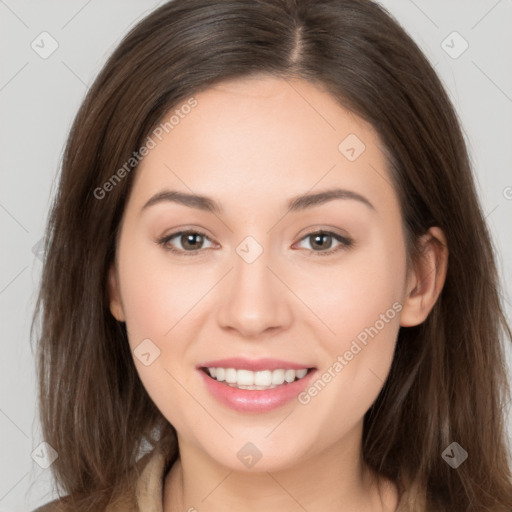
197,358,317,413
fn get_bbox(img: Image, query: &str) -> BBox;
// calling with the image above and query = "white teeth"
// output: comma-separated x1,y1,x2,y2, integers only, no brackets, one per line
272,369,285,386
296,368,307,379
225,368,237,383
206,367,310,389
237,369,254,386
284,369,296,383
254,370,272,386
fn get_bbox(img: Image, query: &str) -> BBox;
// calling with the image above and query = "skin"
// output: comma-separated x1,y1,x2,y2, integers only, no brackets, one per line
108,75,448,511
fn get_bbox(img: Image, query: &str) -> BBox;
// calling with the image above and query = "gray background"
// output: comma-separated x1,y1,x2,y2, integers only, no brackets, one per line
1,1,511,510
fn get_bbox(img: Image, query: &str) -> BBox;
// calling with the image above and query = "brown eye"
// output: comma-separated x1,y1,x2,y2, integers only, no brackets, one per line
296,231,353,256
157,230,214,255
178,232,206,251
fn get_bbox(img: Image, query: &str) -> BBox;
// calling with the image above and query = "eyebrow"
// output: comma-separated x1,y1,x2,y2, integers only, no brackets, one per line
141,187,375,215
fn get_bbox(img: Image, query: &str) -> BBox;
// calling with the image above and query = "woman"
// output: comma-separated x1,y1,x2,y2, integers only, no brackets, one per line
32,0,512,510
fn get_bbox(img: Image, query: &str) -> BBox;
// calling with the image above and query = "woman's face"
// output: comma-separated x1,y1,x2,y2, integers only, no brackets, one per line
109,75,415,471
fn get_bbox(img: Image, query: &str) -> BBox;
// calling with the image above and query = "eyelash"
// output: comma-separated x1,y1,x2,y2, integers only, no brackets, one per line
156,229,353,257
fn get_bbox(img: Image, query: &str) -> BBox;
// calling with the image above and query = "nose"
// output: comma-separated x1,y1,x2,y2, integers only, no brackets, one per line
216,240,293,339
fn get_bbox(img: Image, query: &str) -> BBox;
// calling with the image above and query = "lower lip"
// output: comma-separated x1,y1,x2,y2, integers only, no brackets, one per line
197,368,317,413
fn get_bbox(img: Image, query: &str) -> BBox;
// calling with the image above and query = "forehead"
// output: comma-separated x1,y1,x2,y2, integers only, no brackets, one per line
128,75,396,215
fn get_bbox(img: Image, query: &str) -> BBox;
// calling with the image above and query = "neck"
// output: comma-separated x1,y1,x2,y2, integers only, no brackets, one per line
163,424,398,512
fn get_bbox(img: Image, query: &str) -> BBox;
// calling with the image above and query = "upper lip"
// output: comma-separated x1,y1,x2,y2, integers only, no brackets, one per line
198,357,315,372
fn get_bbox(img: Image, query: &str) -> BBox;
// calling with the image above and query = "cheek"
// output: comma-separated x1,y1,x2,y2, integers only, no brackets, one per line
116,231,203,345
305,232,406,350
300,232,405,421
116,230,213,404
116,234,199,430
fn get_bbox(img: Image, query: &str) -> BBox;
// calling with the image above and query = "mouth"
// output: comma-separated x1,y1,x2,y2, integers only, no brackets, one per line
198,364,318,412
196,357,318,412
199,366,314,391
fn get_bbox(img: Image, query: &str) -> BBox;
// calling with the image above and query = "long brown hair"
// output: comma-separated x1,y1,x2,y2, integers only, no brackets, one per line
32,0,512,510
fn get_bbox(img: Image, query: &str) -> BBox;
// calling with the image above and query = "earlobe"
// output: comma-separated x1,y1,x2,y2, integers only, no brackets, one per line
399,227,448,327
108,264,126,322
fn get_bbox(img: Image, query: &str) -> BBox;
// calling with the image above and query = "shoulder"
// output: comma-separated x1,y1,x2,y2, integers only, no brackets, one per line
31,448,169,512
31,493,134,512
31,496,73,512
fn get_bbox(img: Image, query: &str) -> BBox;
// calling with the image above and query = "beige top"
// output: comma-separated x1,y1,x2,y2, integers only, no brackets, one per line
34,448,168,512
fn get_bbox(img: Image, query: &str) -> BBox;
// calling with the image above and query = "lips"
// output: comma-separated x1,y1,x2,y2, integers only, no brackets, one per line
196,357,317,412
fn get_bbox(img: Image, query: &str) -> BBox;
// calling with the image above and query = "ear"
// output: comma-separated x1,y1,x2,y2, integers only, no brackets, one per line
108,263,126,322
400,226,448,327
